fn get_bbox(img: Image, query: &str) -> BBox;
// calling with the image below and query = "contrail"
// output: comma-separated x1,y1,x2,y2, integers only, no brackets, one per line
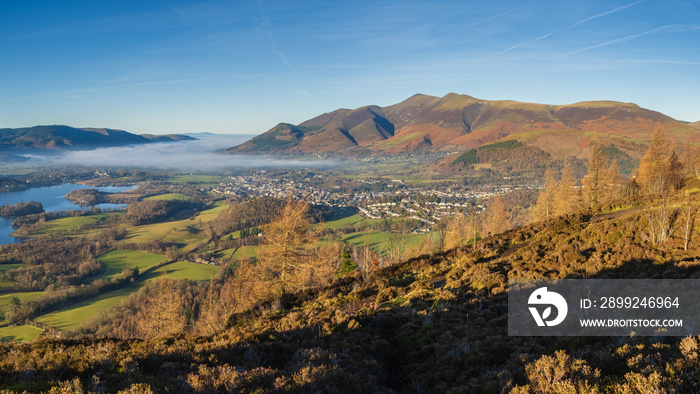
433,1,538,42
498,31,557,54
564,25,676,56
573,0,648,27
499,0,648,54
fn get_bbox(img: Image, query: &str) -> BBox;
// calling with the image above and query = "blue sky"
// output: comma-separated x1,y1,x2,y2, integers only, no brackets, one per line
1,0,698,134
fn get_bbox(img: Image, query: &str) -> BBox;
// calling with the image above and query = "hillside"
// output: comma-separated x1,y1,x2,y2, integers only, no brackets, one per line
0,125,194,150
228,93,696,158
1,190,700,392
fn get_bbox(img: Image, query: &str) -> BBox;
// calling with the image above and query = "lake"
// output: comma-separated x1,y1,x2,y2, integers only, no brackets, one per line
0,184,135,244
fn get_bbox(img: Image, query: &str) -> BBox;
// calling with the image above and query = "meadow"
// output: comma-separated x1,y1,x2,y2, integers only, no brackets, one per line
33,260,220,331
93,250,165,281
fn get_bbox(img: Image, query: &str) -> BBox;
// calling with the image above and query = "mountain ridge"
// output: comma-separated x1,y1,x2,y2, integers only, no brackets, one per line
228,93,696,158
0,125,195,150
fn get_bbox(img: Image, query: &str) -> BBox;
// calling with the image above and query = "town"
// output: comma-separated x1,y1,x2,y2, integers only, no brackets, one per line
210,170,537,228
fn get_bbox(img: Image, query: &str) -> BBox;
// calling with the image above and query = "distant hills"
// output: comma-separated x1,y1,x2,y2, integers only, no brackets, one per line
228,93,698,159
0,125,194,150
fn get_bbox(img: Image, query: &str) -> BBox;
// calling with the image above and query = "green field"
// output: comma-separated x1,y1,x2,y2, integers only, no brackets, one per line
94,250,165,281
34,260,220,331
30,211,125,237
342,231,432,254
148,261,220,281
0,292,43,324
0,263,22,291
122,201,227,253
0,325,43,343
323,211,365,229
35,286,137,330
144,193,190,201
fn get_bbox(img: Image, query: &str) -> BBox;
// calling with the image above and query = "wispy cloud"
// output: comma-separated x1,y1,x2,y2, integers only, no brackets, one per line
499,0,648,54
564,25,677,56
433,2,538,42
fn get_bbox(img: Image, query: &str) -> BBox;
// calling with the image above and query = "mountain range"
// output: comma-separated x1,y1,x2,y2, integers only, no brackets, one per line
229,93,698,160
0,125,194,150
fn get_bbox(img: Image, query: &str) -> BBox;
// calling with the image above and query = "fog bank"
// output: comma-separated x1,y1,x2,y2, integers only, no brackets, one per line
26,134,339,171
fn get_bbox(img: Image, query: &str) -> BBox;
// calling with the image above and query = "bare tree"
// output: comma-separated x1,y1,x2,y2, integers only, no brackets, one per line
647,197,677,244
681,204,696,251
384,232,406,266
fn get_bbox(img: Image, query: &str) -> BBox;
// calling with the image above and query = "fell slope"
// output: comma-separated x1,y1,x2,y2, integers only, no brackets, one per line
0,125,194,150
228,93,695,157
2,193,700,392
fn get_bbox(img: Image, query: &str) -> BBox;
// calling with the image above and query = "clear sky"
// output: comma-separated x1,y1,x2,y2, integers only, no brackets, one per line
1,0,698,134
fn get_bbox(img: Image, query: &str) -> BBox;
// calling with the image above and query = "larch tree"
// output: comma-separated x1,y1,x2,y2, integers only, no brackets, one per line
136,278,186,339
682,139,698,178
257,196,337,295
636,126,672,194
535,166,558,221
603,159,622,204
483,195,510,236
582,139,608,209
555,160,579,217
665,149,683,191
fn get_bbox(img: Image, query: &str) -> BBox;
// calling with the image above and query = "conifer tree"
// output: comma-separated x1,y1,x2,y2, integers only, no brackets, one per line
336,246,357,277
555,160,578,216
637,126,672,194
603,159,622,204
535,166,558,221
483,195,509,236
258,196,336,294
582,139,608,208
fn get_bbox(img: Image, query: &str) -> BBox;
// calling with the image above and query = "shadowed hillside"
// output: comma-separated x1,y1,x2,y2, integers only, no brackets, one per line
0,125,194,150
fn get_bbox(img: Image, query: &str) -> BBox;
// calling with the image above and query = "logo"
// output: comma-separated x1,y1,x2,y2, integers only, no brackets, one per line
528,287,568,327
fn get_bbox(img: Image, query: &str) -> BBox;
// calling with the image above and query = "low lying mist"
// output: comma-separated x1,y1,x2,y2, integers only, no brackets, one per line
25,134,339,171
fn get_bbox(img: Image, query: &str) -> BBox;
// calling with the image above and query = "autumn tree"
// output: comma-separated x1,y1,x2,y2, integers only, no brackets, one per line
443,212,478,249
682,139,699,178
483,195,510,236
636,126,681,194
582,139,608,208
135,278,186,338
606,159,622,201
555,159,579,216
257,197,337,295
535,166,558,221
196,276,246,336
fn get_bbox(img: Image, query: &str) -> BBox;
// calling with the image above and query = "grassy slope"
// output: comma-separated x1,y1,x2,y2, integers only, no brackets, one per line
122,201,227,253
93,250,165,281
0,264,22,292
35,286,137,330
0,325,43,343
0,292,43,324
35,260,219,331
148,261,220,281
144,193,190,201
29,212,125,237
